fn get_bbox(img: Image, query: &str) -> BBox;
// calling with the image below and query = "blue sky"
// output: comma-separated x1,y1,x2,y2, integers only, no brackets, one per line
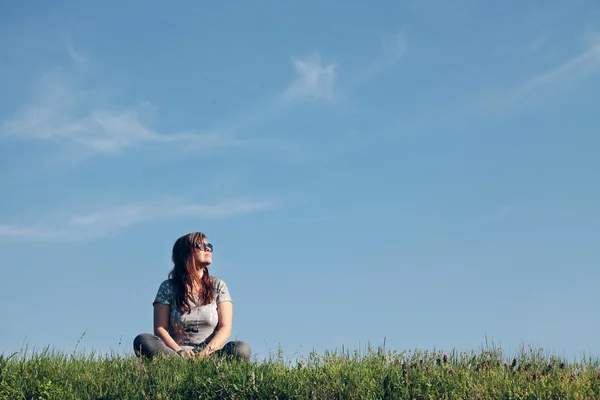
1,1,599,363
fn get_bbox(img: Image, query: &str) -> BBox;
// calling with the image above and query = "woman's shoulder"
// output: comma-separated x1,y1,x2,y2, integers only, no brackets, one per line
158,276,228,292
159,278,175,286
211,275,231,293
210,275,227,288
153,278,176,306
157,278,176,292
211,275,232,302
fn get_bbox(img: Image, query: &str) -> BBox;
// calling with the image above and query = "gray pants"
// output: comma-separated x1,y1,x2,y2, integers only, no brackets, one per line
133,333,251,361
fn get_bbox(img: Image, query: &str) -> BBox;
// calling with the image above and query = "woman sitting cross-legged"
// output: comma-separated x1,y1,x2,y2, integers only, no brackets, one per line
133,231,251,360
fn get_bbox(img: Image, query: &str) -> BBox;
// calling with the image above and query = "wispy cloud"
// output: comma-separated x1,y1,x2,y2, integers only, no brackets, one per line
66,33,89,69
0,70,247,154
517,42,600,93
280,53,337,102
530,34,549,53
218,32,406,132
582,26,600,48
378,31,600,140
1,36,273,156
358,30,408,80
0,224,56,239
0,196,282,242
257,214,352,225
493,203,521,218
484,35,600,113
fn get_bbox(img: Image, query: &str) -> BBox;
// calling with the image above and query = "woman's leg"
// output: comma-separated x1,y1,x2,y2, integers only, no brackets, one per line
133,333,177,359
216,340,252,360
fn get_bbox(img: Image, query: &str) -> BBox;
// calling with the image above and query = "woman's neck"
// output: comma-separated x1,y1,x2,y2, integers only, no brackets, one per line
191,267,205,293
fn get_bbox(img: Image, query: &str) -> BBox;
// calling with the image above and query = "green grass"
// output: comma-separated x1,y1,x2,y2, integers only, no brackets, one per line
1,344,599,399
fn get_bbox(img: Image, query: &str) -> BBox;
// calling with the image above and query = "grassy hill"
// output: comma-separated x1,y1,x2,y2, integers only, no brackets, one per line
1,345,599,399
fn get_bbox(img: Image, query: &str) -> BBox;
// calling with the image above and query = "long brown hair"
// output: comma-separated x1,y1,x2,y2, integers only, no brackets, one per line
169,232,215,313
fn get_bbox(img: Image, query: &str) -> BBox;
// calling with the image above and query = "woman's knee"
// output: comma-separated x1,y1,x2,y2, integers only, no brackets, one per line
223,340,251,360
133,333,154,356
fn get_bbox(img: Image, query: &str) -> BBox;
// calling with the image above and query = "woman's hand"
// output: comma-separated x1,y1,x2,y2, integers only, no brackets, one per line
194,347,210,360
177,349,195,358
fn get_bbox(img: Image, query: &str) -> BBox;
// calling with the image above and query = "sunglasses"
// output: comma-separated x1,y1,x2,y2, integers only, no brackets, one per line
194,242,213,252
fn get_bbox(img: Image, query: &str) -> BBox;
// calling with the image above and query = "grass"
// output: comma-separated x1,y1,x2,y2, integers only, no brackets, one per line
1,343,600,399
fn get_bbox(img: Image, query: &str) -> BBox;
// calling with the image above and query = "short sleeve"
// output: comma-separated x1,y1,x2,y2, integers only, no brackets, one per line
213,277,232,304
153,280,174,306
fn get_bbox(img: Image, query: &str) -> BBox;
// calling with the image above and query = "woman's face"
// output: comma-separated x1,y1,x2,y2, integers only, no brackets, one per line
193,238,213,267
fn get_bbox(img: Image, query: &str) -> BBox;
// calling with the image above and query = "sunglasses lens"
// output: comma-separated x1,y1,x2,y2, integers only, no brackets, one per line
196,242,213,252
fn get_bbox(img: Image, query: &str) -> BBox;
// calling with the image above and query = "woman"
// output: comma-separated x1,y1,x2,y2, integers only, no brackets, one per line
133,232,251,360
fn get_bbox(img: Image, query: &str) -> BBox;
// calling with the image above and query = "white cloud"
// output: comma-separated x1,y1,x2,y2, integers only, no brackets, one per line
0,196,282,242
281,53,337,102
582,26,600,48
68,197,281,227
382,31,408,60
358,30,408,81
0,71,247,154
66,33,89,68
0,224,56,239
484,36,600,113
493,203,521,218
517,41,600,92
530,34,549,53
378,31,600,140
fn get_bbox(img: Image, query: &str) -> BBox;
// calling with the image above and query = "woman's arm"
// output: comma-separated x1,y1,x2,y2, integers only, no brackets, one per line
204,301,233,355
153,303,185,353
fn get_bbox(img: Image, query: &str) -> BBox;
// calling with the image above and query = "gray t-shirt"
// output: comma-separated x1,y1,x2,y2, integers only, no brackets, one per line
153,277,232,346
